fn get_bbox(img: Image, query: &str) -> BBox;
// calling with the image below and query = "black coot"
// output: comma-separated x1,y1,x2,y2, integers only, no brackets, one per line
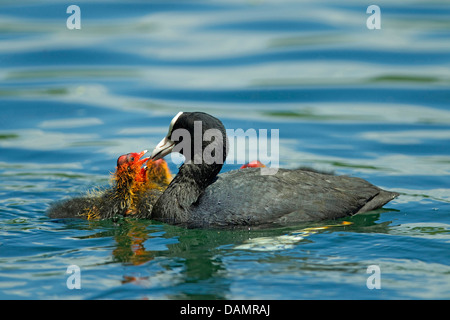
149,112,399,228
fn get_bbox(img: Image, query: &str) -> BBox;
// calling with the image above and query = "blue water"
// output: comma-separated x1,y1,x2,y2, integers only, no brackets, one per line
1,0,449,300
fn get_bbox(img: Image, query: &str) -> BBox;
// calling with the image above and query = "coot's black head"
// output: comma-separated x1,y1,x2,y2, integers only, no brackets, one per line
150,112,228,166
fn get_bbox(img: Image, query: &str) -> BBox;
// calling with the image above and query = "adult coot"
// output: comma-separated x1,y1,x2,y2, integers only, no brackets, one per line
148,111,399,228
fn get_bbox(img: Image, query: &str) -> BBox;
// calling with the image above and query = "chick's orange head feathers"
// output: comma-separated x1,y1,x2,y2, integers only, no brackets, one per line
115,150,171,187
240,160,266,169
117,150,149,169
115,150,149,184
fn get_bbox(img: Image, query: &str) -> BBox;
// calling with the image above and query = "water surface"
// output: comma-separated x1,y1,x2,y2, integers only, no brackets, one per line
0,0,449,300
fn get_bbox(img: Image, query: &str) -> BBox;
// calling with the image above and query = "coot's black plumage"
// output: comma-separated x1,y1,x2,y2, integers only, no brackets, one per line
149,112,399,228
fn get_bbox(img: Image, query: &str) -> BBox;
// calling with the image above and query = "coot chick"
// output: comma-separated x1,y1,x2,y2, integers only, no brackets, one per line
48,151,172,220
240,160,265,169
148,112,399,228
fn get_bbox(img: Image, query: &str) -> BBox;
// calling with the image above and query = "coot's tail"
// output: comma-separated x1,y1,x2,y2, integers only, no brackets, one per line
356,189,399,214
